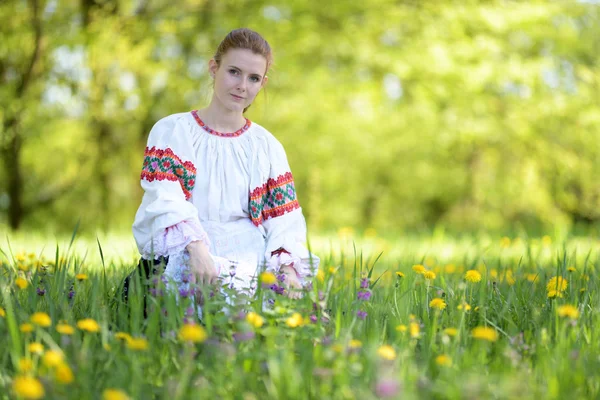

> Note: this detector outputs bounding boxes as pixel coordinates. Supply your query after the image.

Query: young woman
[129,28,319,307]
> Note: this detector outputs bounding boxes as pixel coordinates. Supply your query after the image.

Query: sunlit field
[1,231,599,399]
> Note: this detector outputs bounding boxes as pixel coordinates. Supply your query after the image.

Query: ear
[208,59,218,78]
[261,75,269,88]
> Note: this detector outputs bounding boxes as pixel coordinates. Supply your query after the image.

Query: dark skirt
[121,256,169,317]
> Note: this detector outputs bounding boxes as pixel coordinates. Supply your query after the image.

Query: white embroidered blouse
[132,111,319,285]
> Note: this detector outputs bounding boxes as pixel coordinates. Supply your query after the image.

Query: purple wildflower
[181,273,191,284]
[267,298,275,306]
[360,277,369,289]
[36,287,46,296]
[374,379,401,398]
[185,306,196,317]
[318,291,325,301]
[304,281,313,291]
[357,310,368,320]
[233,331,256,342]
[309,315,318,324]
[357,290,372,301]
[277,273,286,283]
[68,290,75,299]
[229,269,236,277]
[179,288,191,298]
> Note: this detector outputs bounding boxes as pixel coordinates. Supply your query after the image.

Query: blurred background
[1,0,599,238]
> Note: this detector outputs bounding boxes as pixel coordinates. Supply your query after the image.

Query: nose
[237,77,247,92]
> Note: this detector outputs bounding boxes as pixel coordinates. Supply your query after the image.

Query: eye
[250,76,261,83]
[228,69,239,75]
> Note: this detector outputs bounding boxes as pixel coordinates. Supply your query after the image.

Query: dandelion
[19,359,33,372]
[395,324,407,333]
[126,337,149,351]
[20,323,34,333]
[465,270,482,283]
[377,345,396,360]
[557,305,579,319]
[547,290,564,299]
[12,376,45,399]
[76,273,88,281]
[412,264,426,274]
[435,354,452,367]
[115,332,132,342]
[0,307,5,317]
[471,326,498,342]
[423,270,436,280]
[77,318,100,333]
[328,266,338,274]
[348,339,362,349]
[547,276,568,293]
[567,266,576,273]
[429,298,446,310]
[260,272,277,285]
[56,323,74,335]
[103,389,131,400]
[457,302,471,311]
[542,235,552,246]
[410,322,420,338]
[316,269,325,282]
[28,343,44,354]
[42,351,64,368]
[55,362,74,384]
[443,328,458,337]
[246,312,265,328]
[444,264,457,274]
[178,324,207,343]
[16,277,28,289]
[286,313,304,328]
[526,273,539,282]
[30,312,52,327]
[500,237,511,248]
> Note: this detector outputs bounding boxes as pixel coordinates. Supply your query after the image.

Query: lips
[231,94,245,100]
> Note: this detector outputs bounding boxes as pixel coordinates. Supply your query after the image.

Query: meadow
[1,231,598,400]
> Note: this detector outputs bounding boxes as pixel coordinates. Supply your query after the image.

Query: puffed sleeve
[132,114,210,260]
[250,135,320,278]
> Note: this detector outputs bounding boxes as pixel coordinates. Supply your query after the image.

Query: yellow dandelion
[178,324,207,343]
[260,272,277,285]
[471,326,499,342]
[395,271,405,278]
[348,339,362,349]
[435,354,452,367]
[56,323,74,335]
[444,264,457,274]
[55,362,74,384]
[500,237,511,248]
[557,305,579,319]
[395,324,407,333]
[364,228,377,238]
[28,343,44,354]
[246,312,265,328]
[504,270,516,285]
[16,253,27,262]
[377,345,396,360]
[526,273,539,282]
[12,376,45,399]
[103,343,111,352]
[103,389,131,400]
[30,312,52,327]
[547,276,568,293]
[75,273,88,281]
[423,270,436,280]
[126,337,148,351]
[0,307,5,318]
[547,290,564,299]
[457,302,471,311]
[412,264,426,274]
[580,288,586,293]
[490,269,498,279]
[42,350,64,368]
[115,332,132,342]
[542,235,552,246]
[286,313,304,328]
[77,318,100,333]
[465,270,482,283]
[16,277,28,289]
[567,267,576,273]
[316,269,325,282]
[19,358,34,372]
[20,323,34,333]
[18,263,30,272]
[429,298,446,310]
[410,322,420,338]
[328,266,338,274]
[443,328,458,337]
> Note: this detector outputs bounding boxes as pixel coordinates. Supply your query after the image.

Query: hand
[186,241,217,304]
[279,265,302,299]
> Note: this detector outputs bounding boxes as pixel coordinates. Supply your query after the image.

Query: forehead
[221,48,268,75]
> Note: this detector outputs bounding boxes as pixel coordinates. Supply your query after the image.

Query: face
[209,48,269,113]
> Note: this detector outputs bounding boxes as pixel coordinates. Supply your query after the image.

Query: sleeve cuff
[141,219,210,259]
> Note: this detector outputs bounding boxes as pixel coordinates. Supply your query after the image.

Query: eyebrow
[227,65,263,77]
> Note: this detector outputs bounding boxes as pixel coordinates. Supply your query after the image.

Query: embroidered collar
[191,110,251,137]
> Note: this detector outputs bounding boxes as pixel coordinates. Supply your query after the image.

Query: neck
[198,98,246,132]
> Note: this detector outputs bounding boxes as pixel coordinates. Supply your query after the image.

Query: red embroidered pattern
[249,172,300,226]
[191,110,251,138]
[141,146,196,200]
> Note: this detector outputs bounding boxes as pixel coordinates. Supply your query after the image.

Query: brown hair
[213,28,273,113]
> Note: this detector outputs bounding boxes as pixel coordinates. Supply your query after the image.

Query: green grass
[0,232,598,399]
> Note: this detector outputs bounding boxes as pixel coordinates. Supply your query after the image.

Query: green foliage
[1,0,600,234]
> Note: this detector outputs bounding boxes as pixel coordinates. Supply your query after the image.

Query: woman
[128,28,318,308]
